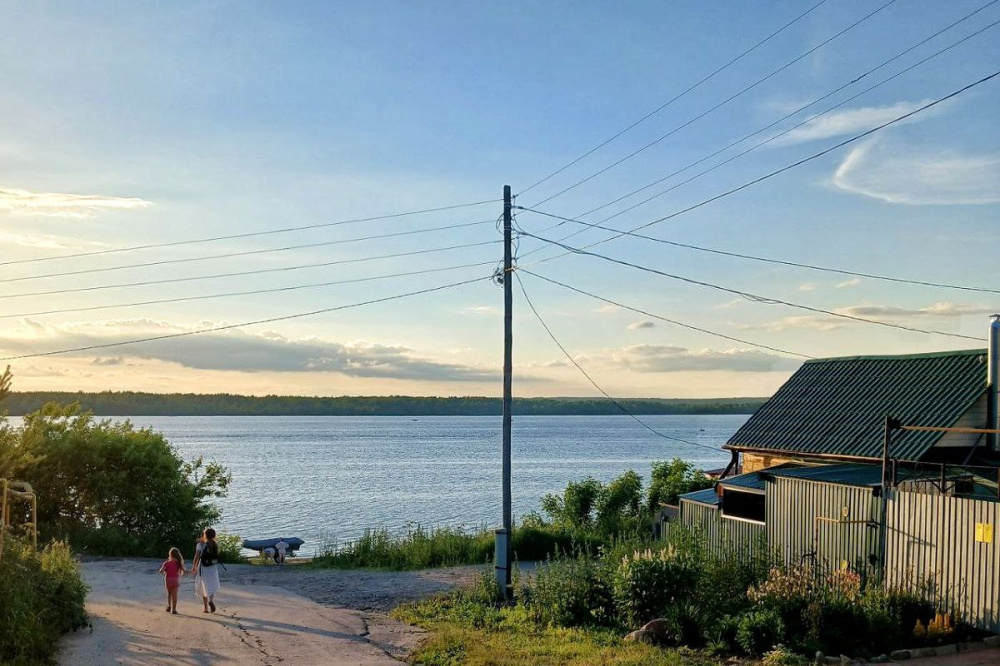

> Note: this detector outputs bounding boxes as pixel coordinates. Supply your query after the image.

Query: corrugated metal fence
[676,500,766,558]
[885,491,999,633]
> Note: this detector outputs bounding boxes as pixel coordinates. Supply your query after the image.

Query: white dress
[194,541,221,598]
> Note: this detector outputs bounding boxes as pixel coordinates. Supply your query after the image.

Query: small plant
[915,612,954,641]
[215,532,246,564]
[737,607,785,656]
[525,548,614,628]
[762,644,808,666]
[613,546,698,628]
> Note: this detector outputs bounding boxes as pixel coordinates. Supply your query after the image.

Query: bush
[525,549,614,628]
[613,546,699,628]
[647,459,713,510]
[216,533,246,564]
[736,607,785,656]
[1,402,230,557]
[762,644,808,666]
[0,537,88,665]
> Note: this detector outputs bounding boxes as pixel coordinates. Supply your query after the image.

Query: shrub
[215,533,246,564]
[737,607,785,656]
[612,546,698,628]
[1,402,230,557]
[0,538,88,665]
[541,477,603,529]
[525,549,614,628]
[762,644,808,666]
[647,458,713,510]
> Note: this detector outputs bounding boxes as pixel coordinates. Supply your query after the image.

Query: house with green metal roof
[671,322,1000,632]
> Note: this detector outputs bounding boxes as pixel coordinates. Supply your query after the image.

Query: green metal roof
[680,487,721,506]
[726,349,988,461]
[760,463,886,487]
[719,470,768,492]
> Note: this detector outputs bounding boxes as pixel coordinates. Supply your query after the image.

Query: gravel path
[58,558,513,665]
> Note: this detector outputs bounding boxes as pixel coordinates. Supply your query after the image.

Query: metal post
[500,185,513,597]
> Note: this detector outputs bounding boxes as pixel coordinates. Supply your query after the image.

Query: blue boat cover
[242,537,305,551]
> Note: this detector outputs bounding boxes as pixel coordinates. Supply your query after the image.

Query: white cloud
[742,302,995,332]
[836,278,862,289]
[775,100,933,145]
[627,320,655,331]
[713,298,745,310]
[798,283,818,292]
[592,304,619,315]
[832,140,1000,205]
[0,319,496,382]
[0,230,112,251]
[0,187,152,219]
[461,305,500,316]
[608,344,800,373]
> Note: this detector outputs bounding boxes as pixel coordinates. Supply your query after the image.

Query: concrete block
[983,635,1000,648]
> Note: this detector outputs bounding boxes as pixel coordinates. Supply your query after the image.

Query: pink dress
[163,560,182,589]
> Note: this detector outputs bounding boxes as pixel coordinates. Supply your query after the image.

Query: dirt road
[58,559,489,665]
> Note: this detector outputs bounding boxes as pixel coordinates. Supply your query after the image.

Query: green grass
[310,524,603,570]
[393,581,728,666]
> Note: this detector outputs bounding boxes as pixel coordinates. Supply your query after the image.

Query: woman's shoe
[209,601,216,613]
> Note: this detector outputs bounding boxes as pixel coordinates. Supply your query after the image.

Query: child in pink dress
[158,547,186,614]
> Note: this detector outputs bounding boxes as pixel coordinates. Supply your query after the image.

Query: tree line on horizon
[3,392,766,416]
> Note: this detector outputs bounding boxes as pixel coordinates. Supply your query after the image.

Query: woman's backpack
[200,540,219,567]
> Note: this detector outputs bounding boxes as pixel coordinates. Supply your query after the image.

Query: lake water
[36,414,747,555]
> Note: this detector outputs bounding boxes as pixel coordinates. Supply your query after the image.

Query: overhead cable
[517,208,1000,296]
[1,219,494,284]
[518,70,1000,267]
[517,0,832,196]
[529,0,900,206]
[0,261,497,320]
[514,272,722,453]
[517,233,982,342]
[572,7,1000,223]
[0,198,500,267]
[518,269,814,359]
[0,276,491,362]
[0,240,500,301]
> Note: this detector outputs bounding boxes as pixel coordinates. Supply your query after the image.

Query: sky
[0,0,998,398]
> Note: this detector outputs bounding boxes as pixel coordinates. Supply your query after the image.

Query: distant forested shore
[3,392,765,416]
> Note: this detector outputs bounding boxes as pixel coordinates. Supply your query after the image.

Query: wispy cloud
[461,305,500,316]
[741,302,995,332]
[798,283,818,292]
[836,278,862,289]
[0,229,113,251]
[592,304,619,315]
[607,344,800,373]
[0,319,497,382]
[0,187,152,219]
[627,320,655,331]
[832,140,1000,205]
[774,100,933,146]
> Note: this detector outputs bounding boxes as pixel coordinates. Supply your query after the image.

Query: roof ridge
[803,348,986,364]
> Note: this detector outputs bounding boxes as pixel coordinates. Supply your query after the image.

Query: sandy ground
[57,559,494,665]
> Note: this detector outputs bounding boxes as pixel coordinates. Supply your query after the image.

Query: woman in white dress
[191,527,222,613]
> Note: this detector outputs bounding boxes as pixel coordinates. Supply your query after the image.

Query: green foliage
[736,608,785,656]
[215,532,246,564]
[0,538,88,665]
[647,459,713,510]
[612,547,699,628]
[0,402,230,557]
[526,548,614,628]
[313,525,495,570]
[542,477,604,529]
[762,645,808,666]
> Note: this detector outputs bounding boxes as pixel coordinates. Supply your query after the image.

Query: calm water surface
[75,415,747,555]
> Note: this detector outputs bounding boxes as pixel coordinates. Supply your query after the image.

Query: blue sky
[0,0,998,397]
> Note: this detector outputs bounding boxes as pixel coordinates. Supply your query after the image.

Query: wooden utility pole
[500,184,513,596]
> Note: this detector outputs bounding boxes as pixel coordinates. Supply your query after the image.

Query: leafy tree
[3,401,230,556]
[595,470,644,534]
[647,458,713,510]
[541,477,604,529]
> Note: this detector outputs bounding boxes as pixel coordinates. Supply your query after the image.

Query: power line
[0,275,491,362]
[517,208,1000,296]
[0,261,497,320]
[529,0,900,206]
[0,198,500,267]
[513,272,722,453]
[568,6,1000,224]
[517,0,832,197]
[518,70,1000,267]
[0,240,501,301]
[518,268,814,359]
[517,232,982,342]
[1,219,494,285]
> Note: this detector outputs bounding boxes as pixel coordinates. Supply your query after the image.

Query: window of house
[721,489,765,523]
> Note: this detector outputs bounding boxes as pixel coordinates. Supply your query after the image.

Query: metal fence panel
[885,491,1000,633]
[678,500,765,558]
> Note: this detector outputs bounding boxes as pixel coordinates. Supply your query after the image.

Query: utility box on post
[494,528,509,592]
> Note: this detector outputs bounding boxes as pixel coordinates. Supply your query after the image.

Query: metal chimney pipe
[989,314,1000,451]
